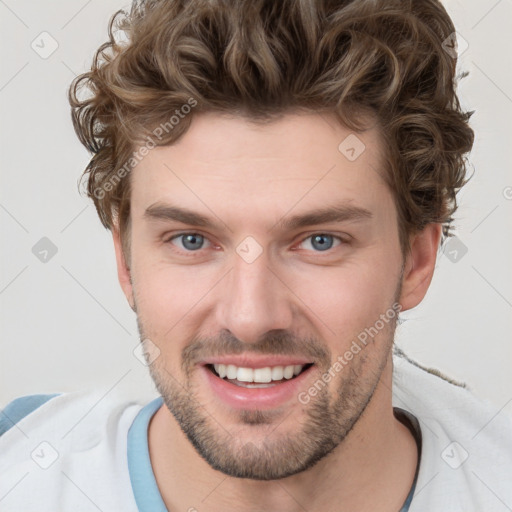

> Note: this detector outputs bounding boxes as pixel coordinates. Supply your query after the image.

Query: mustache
[182,329,331,371]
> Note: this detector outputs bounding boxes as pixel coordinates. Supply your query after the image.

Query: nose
[215,250,294,344]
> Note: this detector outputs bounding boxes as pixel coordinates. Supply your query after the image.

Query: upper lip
[199,355,313,369]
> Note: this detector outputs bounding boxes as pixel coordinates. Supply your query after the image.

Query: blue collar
[127,396,167,512]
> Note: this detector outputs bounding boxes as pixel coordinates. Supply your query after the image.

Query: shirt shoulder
[0,393,61,437]
[392,347,512,512]
[0,388,151,512]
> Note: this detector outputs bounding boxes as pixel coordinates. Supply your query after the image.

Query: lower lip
[200,365,314,410]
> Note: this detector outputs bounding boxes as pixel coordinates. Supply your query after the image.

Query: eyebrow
[143,202,373,231]
[273,204,373,231]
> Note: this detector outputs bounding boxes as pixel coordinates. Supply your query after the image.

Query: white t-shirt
[0,349,511,511]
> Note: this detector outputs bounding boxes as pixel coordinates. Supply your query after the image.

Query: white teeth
[271,366,284,380]
[283,365,294,379]
[216,364,227,378]
[226,364,238,379]
[236,367,253,382]
[213,363,307,383]
[253,367,272,383]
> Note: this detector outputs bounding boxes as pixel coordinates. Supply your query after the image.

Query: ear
[112,228,135,311]
[399,223,442,312]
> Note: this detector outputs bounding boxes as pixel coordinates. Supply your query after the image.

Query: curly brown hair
[69,0,474,259]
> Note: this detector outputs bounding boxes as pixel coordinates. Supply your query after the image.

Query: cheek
[291,257,400,350]
[131,257,218,338]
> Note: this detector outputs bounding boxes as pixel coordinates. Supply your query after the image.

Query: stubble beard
[137,312,398,480]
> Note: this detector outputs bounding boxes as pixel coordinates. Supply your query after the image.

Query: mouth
[206,362,314,388]
[199,358,316,410]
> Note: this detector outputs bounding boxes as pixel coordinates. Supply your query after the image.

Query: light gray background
[1,0,511,419]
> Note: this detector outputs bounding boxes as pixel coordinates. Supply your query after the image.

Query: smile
[207,363,313,387]
[200,359,316,409]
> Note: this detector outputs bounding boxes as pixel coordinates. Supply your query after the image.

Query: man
[1,0,511,511]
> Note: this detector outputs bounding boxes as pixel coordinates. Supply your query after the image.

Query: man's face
[124,112,405,479]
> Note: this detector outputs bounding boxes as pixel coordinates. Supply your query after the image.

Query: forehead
[130,112,390,226]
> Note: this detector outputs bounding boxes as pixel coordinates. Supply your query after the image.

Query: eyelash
[164,232,348,256]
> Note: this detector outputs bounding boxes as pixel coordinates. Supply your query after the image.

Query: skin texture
[113,112,440,511]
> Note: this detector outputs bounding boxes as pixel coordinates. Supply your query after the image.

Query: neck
[148,354,418,512]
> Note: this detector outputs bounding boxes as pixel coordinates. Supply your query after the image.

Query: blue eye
[170,233,208,251]
[299,234,341,252]
[167,232,344,255]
